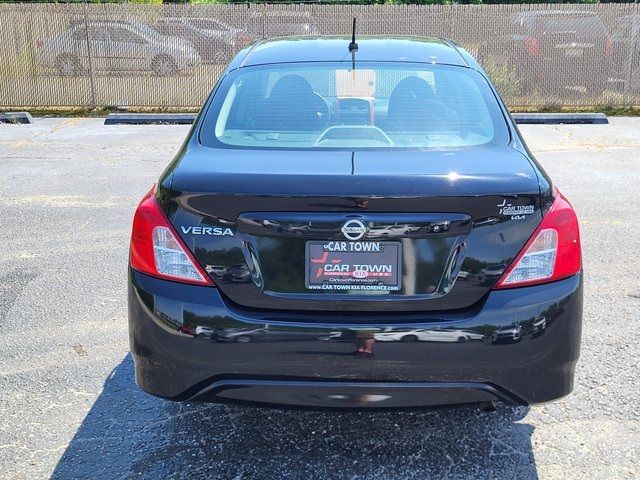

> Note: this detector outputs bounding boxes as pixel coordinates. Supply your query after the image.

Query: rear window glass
[514,14,607,37]
[190,19,226,30]
[537,17,607,37]
[200,62,509,150]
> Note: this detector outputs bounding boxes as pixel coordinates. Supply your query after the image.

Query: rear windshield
[537,17,607,37]
[200,62,509,150]
[515,14,608,37]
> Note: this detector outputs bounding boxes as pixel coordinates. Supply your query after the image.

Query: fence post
[82,1,97,109]
[623,17,638,97]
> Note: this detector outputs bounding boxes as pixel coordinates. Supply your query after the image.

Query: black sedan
[128,36,582,410]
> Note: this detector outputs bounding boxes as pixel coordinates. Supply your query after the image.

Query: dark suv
[481,11,613,95]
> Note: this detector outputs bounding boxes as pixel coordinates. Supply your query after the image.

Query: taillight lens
[494,189,581,289]
[605,35,614,56]
[235,35,253,46]
[524,36,540,56]
[130,187,213,286]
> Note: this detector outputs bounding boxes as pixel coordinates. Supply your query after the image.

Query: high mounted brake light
[129,187,213,286]
[494,189,581,289]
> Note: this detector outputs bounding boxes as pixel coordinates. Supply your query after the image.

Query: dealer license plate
[305,241,402,292]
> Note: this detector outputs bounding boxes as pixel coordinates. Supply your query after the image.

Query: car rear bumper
[128,268,582,409]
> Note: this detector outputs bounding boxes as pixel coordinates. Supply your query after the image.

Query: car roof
[249,11,313,18]
[70,20,141,27]
[75,21,150,31]
[159,17,230,23]
[515,10,599,18]
[232,36,470,69]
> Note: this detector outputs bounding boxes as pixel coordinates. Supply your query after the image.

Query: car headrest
[259,74,327,131]
[387,76,438,130]
[269,74,314,99]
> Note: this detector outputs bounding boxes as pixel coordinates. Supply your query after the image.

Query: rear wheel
[152,55,177,76]
[401,335,418,343]
[235,335,252,343]
[456,336,467,343]
[56,54,80,76]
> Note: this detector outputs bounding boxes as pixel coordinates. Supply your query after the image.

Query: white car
[205,264,227,278]
[375,329,483,343]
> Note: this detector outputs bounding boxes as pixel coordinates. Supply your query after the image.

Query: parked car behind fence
[37,20,201,76]
[246,11,317,39]
[4,3,638,108]
[154,16,252,64]
[479,10,613,95]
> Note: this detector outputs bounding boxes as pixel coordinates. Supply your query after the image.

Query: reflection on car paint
[151,288,561,355]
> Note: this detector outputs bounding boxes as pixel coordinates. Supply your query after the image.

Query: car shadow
[51,355,538,479]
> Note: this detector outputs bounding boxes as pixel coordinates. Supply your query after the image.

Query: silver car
[37,21,200,76]
[155,17,251,64]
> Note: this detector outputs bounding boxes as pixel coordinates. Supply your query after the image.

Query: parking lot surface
[0,117,639,480]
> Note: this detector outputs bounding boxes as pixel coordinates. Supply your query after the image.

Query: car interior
[214,64,500,149]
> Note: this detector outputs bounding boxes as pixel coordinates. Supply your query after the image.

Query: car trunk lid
[166,146,542,313]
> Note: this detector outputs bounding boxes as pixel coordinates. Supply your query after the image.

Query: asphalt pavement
[0,117,639,479]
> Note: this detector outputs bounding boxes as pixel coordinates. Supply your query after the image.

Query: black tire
[151,55,178,76]
[400,335,419,343]
[235,335,251,343]
[197,333,206,339]
[456,336,467,343]
[56,54,81,76]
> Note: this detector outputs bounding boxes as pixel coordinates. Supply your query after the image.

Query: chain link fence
[1,3,639,109]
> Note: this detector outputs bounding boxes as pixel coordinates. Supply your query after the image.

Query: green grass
[483,58,524,99]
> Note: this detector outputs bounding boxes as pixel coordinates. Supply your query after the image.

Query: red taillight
[524,36,540,56]
[494,189,581,289]
[130,187,213,286]
[234,35,253,46]
[605,35,614,56]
